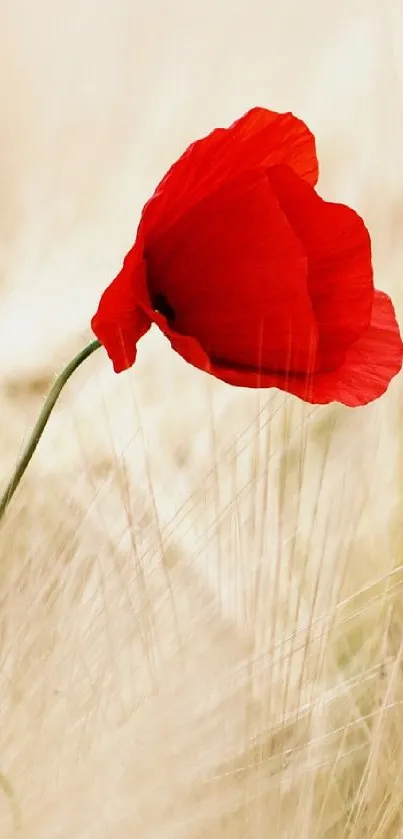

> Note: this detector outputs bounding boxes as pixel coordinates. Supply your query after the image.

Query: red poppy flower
[91,107,403,406]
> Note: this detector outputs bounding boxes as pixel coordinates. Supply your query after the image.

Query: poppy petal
[229,107,319,185]
[205,290,403,406]
[140,107,318,243]
[151,309,212,371]
[268,165,374,370]
[91,242,151,373]
[145,167,320,376]
[321,290,403,406]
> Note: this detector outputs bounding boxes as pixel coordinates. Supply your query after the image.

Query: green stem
[0,339,101,525]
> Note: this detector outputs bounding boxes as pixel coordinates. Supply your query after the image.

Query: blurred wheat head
[1,1,403,837]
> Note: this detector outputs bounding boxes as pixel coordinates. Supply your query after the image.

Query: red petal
[320,290,403,406]
[91,241,151,372]
[268,165,374,370]
[146,167,320,375]
[205,291,403,406]
[229,108,318,184]
[152,310,212,371]
[140,107,318,243]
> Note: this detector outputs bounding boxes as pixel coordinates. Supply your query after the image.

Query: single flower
[91,107,403,406]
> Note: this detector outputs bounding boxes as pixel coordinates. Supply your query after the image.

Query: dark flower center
[153,292,176,323]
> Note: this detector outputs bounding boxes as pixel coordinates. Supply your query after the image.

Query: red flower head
[91,107,403,406]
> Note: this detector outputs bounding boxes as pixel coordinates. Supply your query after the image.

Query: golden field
[1,1,403,836]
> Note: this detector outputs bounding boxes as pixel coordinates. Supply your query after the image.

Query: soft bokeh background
[1,1,403,836]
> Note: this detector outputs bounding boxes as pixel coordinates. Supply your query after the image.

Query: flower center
[153,292,176,323]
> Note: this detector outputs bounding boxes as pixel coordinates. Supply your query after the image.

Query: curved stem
[0,339,101,525]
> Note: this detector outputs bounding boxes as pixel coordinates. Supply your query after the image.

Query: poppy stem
[0,338,101,525]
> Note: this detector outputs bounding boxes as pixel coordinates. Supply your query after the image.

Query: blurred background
[1,1,403,836]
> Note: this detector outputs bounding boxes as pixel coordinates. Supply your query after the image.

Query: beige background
[1,1,403,836]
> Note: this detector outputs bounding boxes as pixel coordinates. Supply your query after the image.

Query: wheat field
[1,1,403,836]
